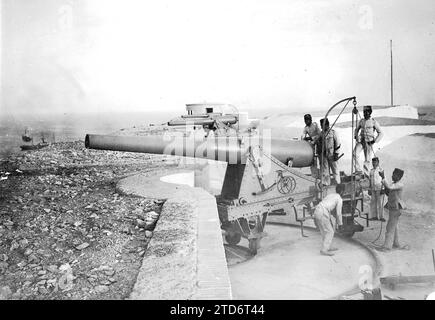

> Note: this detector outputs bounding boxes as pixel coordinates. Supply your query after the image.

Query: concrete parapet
[124,168,232,300]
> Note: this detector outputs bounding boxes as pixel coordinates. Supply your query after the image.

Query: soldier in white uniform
[353,105,383,174]
[314,184,345,256]
[376,168,409,252]
[319,118,341,185]
[368,157,385,221]
[301,114,321,178]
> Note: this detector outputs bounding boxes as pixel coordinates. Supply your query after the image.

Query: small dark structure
[20,130,49,151]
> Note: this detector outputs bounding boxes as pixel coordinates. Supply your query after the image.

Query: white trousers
[353,142,374,173]
[314,206,334,252]
[370,190,384,219]
[321,157,339,185]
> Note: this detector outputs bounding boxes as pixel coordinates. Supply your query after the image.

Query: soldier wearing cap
[301,114,321,143]
[353,106,383,173]
[301,114,321,178]
[376,168,409,251]
[319,117,341,185]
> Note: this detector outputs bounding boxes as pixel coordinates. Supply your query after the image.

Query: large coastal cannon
[85,96,367,254]
[85,133,319,254]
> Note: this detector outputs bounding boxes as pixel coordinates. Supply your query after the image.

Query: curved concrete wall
[118,168,232,300]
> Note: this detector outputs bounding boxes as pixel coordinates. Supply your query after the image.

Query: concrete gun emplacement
[85,98,367,254]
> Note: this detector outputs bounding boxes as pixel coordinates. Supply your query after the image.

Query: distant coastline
[0,111,176,158]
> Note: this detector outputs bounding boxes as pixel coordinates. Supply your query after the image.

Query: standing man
[319,118,341,185]
[353,105,383,174]
[301,114,321,178]
[301,114,321,143]
[368,157,385,221]
[376,168,409,252]
[314,184,345,256]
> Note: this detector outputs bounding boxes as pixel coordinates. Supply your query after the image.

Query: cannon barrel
[85,134,314,167]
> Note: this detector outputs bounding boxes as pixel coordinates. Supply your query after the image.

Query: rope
[325,99,351,138]
[370,195,386,244]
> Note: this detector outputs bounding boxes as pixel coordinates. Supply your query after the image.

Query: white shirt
[355,117,383,143]
[317,193,343,225]
[382,178,405,210]
[370,166,383,190]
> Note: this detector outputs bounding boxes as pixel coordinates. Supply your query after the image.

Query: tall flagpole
[390,39,394,108]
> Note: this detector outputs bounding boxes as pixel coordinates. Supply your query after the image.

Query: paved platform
[118,166,379,300]
[228,220,377,300]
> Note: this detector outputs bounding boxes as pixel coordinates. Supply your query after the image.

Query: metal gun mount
[85,97,370,254]
[216,145,318,254]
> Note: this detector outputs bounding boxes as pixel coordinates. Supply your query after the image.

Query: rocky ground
[0,140,177,300]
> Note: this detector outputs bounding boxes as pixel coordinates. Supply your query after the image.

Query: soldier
[368,157,385,221]
[314,184,345,256]
[319,118,341,185]
[376,168,409,252]
[301,114,321,178]
[353,105,383,174]
[301,114,321,143]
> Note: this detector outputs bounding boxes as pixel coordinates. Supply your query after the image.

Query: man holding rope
[353,105,383,174]
[376,168,410,252]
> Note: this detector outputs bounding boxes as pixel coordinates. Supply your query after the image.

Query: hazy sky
[1,0,435,114]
